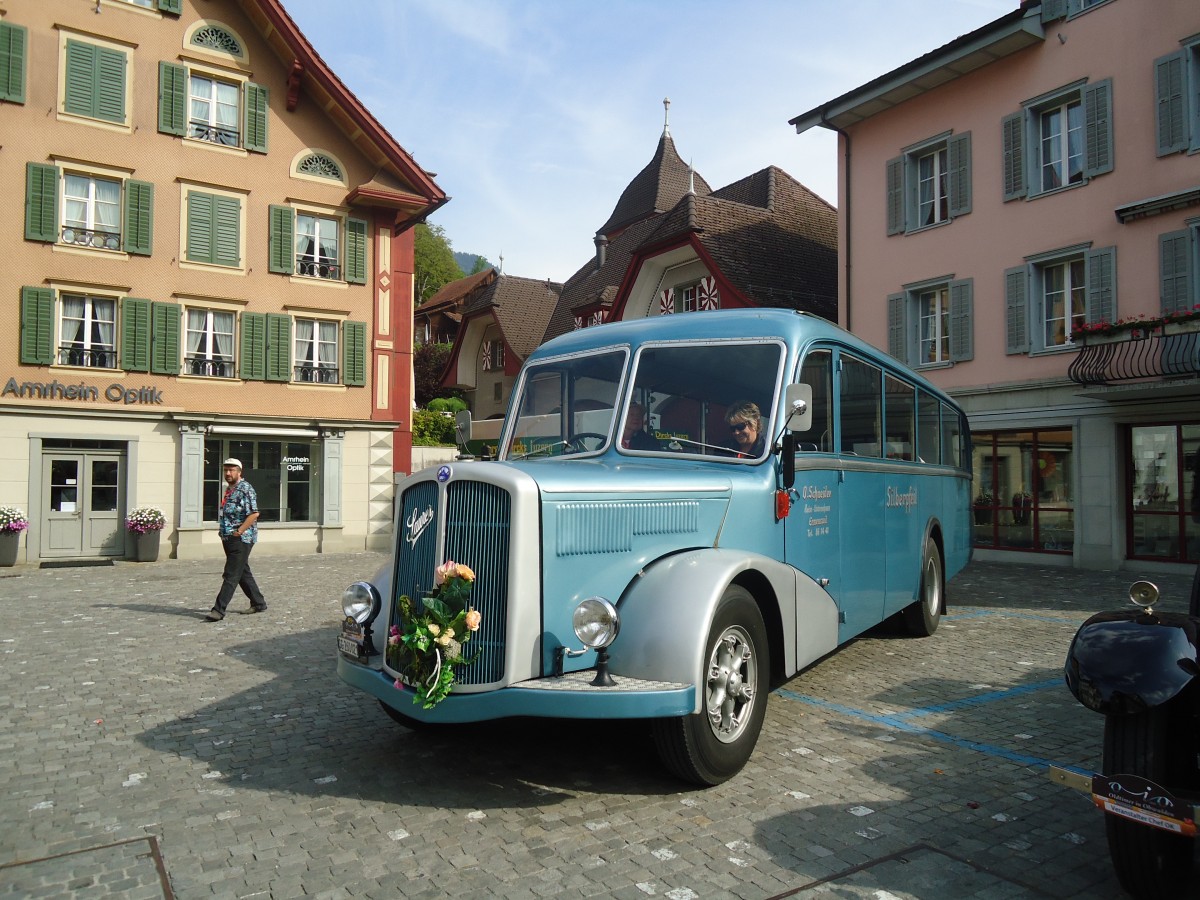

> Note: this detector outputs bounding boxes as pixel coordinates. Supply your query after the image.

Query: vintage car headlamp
[573,597,620,649]
[1129,580,1159,610]
[342,581,381,625]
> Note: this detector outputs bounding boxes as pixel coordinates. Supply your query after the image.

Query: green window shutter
[124,180,154,256]
[885,157,903,235]
[1086,246,1116,325]
[25,162,59,243]
[244,82,268,153]
[1004,265,1028,354]
[186,191,213,263]
[343,320,367,386]
[1160,230,1193,315]
[886,293,906,361]
[239,312,266,381]
[120,297,152,372]
[1155,52,1187,157]
[265,313,291,382]
[150,302,181,375]
[268,205,294,274]
[1083,79,1113,177]
[1001,111,1025,201]
[0,21,28,104]
[947,132,972,218]
[157,61,187,136]
[213,195,241,267]
[63,40,95,118]
[95,46,126,123]
[346,217,368,284]
[949,278,974,362]
[158,0,182,14]
[20,286,55,366]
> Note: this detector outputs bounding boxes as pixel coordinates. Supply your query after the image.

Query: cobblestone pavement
[0,552,1195,899]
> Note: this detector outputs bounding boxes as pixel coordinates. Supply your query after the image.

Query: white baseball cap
[222,457,243,469]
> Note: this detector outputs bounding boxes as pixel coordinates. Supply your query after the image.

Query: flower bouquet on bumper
[387,561,483,709]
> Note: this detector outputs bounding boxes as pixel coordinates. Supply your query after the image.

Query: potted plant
[0,506,29,566]
[973,492,994,525]
[125,506,166,562]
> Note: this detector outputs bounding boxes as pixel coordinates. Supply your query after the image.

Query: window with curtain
[917,146,949,227]
[294,319,339,383]
[62,173,121,249]
[1038,98,1084,192]
[1039,257,1087,348]
[188,73,239,146]
[59,293,116,368]
[295,214,340,279]
[185,309,235,377]
[918,286,951,364]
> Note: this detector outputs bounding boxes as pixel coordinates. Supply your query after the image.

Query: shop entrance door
[41,452,125,558]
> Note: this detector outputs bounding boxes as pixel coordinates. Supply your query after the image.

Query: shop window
[972,429,1074,553]
[1128,424,1200,563]
[203,439,319,523]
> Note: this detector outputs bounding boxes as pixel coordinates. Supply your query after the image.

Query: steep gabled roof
[420,268,496,316]
[240,0,447,221]
[465,275,563,359]
[597,132,712,238]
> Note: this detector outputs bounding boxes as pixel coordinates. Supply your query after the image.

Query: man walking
[206,458,267,621]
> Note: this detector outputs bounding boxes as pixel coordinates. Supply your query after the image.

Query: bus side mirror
[784,383,813,433]
[781,433,796,489]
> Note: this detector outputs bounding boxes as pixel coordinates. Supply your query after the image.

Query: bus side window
[917,390,942,464]
[798,349,833,451]
[840,354,883,457]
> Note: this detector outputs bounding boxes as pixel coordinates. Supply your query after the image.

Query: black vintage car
[1058,567,1200,898]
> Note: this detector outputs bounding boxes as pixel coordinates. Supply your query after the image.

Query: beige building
[0,0,445,564]
[792,0,1200,570]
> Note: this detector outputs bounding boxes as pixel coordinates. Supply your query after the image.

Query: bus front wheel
[902,539,943,637]
[652,585,769,786]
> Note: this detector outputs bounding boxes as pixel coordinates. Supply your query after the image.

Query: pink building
[792,0,1199,570]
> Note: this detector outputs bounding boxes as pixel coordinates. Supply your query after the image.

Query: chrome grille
[444,481,511,685]
[394,481,439,601]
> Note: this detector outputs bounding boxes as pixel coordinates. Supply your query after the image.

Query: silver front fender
[607,548,839,714]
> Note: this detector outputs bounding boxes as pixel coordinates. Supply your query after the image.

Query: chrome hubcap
[705,626,756,743]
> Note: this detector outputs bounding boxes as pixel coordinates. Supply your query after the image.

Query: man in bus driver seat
[621,401,659,451]
[725,401,766,458]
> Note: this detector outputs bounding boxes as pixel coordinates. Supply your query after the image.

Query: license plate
[338,619,367,662]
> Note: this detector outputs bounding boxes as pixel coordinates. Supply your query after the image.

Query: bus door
[833,352,887,640]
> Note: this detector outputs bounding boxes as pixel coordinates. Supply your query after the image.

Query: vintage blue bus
[337,309,972,784]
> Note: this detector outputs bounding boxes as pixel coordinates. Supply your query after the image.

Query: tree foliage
[413,341,460,407]
[467,255,492,276]
[414,223,464,305]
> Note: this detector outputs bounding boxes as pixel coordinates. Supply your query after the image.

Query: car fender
[607,548,839,713]
[1065,609,1200,715]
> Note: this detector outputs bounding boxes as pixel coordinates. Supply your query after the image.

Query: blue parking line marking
[775,680,1089,773]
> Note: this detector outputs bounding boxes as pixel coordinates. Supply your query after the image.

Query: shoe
[205,609,224,622]
[242,605,267,614]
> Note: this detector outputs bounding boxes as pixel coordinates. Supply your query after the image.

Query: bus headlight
[342,581,381,625]
[573,597,620,649]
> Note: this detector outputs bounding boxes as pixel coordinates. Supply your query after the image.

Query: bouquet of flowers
[387,560,483,709]
[0,506,29,533]
[125,506,166,533]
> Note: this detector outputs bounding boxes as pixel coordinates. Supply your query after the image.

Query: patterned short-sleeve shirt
[219,479,259,544]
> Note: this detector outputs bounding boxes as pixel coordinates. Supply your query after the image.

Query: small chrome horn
[1129,580,1159,610]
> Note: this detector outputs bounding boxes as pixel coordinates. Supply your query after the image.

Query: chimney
[594,233,608,270]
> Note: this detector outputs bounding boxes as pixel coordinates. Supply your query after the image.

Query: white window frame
[918,285,951,365]
[184,307,236,377]
[59,166,125,251]
[1036,255,1088,349]
[295,212,342,281]
[916,146,949,228]
[1036,95,1084,193]
[187,71,241,147]
[293,318,340,383]
[58,292,118,369]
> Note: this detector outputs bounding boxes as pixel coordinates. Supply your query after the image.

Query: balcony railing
[1067,323,1200,386]
[296,258,341,280]
[294,364,339,384]
[58,345,116,368]
[186,356,235,378]
[60,226,121,251]
[188,121,240,147]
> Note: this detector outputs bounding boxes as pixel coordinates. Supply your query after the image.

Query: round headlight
[1129,580,1159,609]
[573,597,620,649]
[342,581,381,624]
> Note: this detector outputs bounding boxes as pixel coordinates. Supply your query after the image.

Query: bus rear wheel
[652,585,769,786]
[902,539,943,636]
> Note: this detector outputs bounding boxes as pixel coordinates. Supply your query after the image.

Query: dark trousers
[214,536,266,614]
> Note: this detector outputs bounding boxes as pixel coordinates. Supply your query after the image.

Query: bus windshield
[502,349,626,459]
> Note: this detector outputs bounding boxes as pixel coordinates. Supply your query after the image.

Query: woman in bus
[725,401,766,458]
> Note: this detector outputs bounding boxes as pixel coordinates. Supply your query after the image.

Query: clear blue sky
[284,0,1015,283]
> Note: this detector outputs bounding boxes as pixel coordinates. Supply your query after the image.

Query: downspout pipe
[818,112,851,333]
